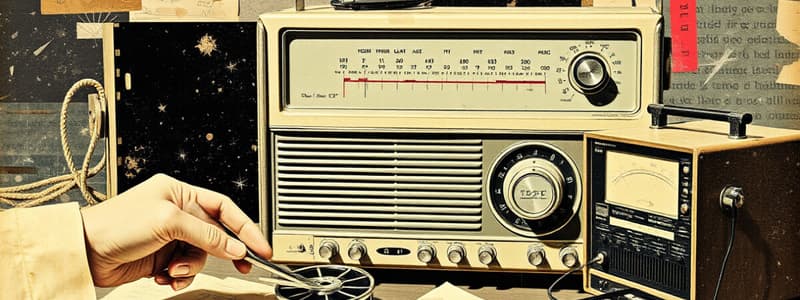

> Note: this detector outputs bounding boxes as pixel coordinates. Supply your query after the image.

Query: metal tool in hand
[221,227,341,293]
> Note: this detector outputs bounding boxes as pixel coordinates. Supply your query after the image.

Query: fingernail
[226,239,246,257]
[174,278,190,291]
[172,264,190,277]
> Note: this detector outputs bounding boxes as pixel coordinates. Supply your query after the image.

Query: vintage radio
[258,4,668,272]
[584,105,800,299]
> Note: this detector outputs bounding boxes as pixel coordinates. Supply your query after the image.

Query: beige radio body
[258,6,664,273]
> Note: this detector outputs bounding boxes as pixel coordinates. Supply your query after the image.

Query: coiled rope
[0,79,108,208]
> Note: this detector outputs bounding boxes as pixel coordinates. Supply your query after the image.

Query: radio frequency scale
[258,5,668,273]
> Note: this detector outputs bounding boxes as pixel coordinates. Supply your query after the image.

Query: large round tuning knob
[506,159,564,221]
[572,53,609,93]
[347,241,367,260]
[478,245,497,265]
[417,244,436,263]
[559,246,579,268]
[318,240,339,260]
[527,245,546,266]
[488,143,581,238]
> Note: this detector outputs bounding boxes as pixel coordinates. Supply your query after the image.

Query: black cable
[713,207,737,300]
[547,253,605,300]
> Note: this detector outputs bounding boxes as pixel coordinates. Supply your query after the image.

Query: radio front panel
[269,131,585,272]
[586,139,692,298]
[258,7,666,274]
[284,30,641,114]
[260,7,664,132]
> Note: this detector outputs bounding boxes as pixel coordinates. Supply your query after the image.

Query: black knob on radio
[570,53,618,106]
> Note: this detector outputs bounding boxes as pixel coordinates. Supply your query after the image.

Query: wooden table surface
[96,256,589,299]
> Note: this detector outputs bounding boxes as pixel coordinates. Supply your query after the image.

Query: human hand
[79,174,272,290]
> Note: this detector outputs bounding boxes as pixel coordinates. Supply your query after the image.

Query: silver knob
[559,246,579,268]
[572,54,609,93]
[504,158,565,221]
[478,245,497,265]
[347,241,367,260]
[417,244,436,263]
[447,244,466,264]
[527,245,546,266]
[318,240,339,260]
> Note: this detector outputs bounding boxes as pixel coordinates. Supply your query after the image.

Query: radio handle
[296,0,305,11]
[647,104,753,139]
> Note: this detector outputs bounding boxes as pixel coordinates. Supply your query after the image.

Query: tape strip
[670,0,698,72]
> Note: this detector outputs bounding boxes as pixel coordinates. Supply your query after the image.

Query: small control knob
[447,244,466,264]
[417,244,436,263]
[572,54,609,93]
[559,246,579,268]
[478,245,497,265]
[527,245,546,266]
[318,240,339,260]
[570,53,618,106]
[347,241,367,260]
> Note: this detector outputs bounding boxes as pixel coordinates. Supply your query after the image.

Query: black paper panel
[112,22,259,220]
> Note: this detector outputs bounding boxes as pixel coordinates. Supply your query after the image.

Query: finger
[167,209,247,260]
[168,245,208,278]
[172,275,195,291]
[160,176,272,260]
[190,186,272,260]
[233,259,252,274]
[154,271,172,285]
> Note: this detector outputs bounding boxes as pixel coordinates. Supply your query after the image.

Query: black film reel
[275,265,375,300]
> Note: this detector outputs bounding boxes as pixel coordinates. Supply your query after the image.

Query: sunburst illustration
[195,33,218,56]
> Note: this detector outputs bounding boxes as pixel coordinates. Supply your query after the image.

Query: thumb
[168,209,247,260]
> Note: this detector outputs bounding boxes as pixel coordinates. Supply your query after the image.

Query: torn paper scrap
[41,0,142,15]
[100,273,274,300]
[417,282,484,300]
[129,0,239,21]
[776,0,800,85]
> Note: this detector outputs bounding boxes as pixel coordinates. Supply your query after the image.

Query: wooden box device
[583,105,800,299]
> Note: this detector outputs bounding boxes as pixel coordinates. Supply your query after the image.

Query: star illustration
[195,34,218,56]
[225,62,238,72]
[232,177,248,190]
[157,103,167,112]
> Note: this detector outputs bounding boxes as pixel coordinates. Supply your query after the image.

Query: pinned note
[776,0,800,85]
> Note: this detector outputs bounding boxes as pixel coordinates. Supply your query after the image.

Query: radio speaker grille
[274,135,483,231]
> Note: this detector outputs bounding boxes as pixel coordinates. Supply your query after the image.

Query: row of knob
[318,240,581,268]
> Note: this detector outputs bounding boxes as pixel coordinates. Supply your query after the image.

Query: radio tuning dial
[417,244,436,264]
[527,245,546,266]
[478,245,497,265]
[507,159,564,220]
[488,143,581,238]
[347,241,367,260]
[573,54,609,92]
[447,244,466,264]
[559,246,579,268]
[318,240,339,260]
[569,53,618,106]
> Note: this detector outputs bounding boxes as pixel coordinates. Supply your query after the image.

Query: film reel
[275,265,375,300]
